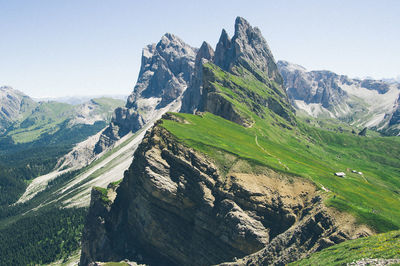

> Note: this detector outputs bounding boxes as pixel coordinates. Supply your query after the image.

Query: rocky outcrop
[80,186,119,265]
[219,203,370,266]
[278,61,348,109]
[389,95,400,127]
[360,79,390,94]
[180,41,214,113]
[94,34,196,153]
[181,16,291,122]
[81,116,371,266]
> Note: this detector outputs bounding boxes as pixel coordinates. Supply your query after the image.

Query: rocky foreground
[81,118,371,265]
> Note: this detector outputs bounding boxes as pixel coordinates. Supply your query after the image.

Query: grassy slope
[161,63,400,233]
[290,230,400,265]
[8,101,75,143]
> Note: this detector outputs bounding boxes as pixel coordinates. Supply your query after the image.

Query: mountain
[277,60,400,135]
[0,91,124,206]
[2,17,400,266]
[0,91,126,265]
[0,34,197,265]
[94,33,196,154]
[79,17,400,266]
[1,96,124,144]
[0,86,37,133]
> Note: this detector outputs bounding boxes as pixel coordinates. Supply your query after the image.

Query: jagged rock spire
[214,29,232,71]
[214,17,282,84]
[180,41,215,113]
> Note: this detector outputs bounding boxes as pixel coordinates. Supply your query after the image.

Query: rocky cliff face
[278,60,400,133]
[94,34,196,154]
[278,61,348,109]
[180,41,214,113]
[389,95,400,127]
[80,116,371,266]
[381,94,400,135]
[0,86,37,133]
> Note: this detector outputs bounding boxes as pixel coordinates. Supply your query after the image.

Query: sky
[0,0,399,98]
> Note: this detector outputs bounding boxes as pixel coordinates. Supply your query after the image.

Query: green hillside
[290,230,400,265]
[161,63,400,233]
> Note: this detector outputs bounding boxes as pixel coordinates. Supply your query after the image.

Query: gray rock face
[180,41,215,113]
[360,79,390,94]
[214,17,282,84]
[389,95,400,127]
[0,86,37,133]
[278,60,400,133]
[94,34,196,153]
[278,61,348,109]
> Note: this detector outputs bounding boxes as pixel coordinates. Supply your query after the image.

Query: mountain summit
[215,17,282,84]
[94,33,196,153]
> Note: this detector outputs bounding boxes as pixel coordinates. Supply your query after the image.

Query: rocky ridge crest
[94,34,196,154]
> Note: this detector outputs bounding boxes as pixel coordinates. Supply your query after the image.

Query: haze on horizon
[0,0,399,98]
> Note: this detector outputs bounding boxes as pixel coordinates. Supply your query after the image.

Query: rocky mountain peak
[197,41,214,63]
[180,41,215,114]
[126,32,196,108]
[277,60,307,73]
[214,17,282,84]
[214,29,232,70]
[94,33,196,154]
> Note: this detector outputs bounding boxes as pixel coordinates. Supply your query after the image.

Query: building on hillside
[334,172,346,177]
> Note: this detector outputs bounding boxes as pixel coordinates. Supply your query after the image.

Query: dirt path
[254,135,290,170]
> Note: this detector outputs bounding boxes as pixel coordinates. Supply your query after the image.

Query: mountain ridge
[278,60,400,135]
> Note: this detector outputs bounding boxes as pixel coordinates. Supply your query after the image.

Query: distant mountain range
[278,61,400,135]
[0,86,125,142]
[34,94,127,105]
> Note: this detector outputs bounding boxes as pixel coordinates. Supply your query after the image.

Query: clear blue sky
[1,0,399,97]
